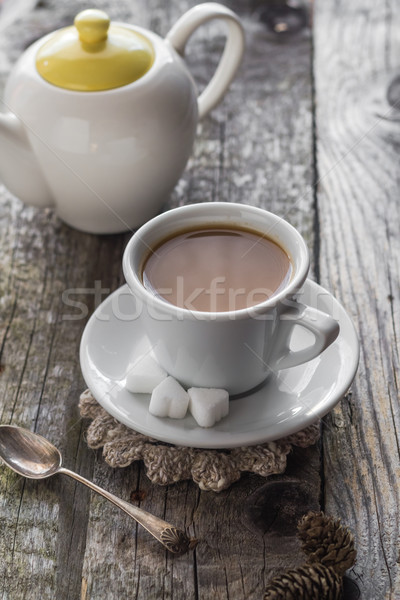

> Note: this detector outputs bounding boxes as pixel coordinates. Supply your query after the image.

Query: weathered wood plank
[314,1,400,597]
[0,1,319,598]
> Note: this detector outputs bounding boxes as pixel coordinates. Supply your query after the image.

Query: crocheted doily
[79,389,320,493]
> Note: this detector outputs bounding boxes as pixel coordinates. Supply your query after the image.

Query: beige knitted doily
[79,389,320,493]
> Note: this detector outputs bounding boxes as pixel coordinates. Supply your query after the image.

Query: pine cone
[297,511,357,576]
[264,563,342,599]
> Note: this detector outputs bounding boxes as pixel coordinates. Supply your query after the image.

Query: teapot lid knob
[74,9,110,45]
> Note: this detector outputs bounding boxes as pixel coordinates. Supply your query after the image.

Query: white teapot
[0,4,244,233]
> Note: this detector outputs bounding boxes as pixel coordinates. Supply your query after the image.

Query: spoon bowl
[0,425,196,554]
[0,426,62,479]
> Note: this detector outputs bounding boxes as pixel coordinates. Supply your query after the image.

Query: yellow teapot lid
[36,9,155,91]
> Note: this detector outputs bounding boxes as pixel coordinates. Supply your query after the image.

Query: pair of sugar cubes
[125,355,229,428]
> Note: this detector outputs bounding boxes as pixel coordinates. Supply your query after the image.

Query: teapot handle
[166,3,245,120]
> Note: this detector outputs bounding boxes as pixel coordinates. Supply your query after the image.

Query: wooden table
[0,1,399,598]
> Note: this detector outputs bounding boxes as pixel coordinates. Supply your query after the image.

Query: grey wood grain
[314,0,400,597]
[0,1,321,599]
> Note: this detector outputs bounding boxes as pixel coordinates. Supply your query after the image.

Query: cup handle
[270,302,340,371]
[166,3,245,120]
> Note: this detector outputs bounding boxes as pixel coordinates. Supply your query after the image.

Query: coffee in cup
[141,225,293,312]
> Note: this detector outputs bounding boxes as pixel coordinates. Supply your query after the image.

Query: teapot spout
[0,112,53,208]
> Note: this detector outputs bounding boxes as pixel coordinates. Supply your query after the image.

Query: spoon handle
[58,467,196,554]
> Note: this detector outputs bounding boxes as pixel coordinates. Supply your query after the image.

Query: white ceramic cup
[123,203,339,395]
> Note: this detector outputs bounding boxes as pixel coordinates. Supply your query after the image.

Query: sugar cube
[149,376,189,419]
[188,387,229,428]
[125,355,167,394]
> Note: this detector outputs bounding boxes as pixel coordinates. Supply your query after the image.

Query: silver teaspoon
[0,425,197,554]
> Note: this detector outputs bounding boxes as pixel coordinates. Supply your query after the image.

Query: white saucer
[80,280,359,449]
